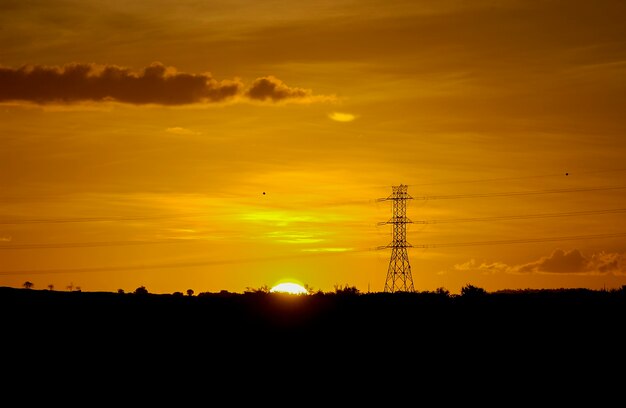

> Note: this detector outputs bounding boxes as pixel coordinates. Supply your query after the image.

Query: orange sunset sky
[1,0,625,294]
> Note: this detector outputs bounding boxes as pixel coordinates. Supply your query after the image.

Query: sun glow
[270,282,309,295]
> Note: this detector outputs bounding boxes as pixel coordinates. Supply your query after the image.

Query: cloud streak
[329,112,356,122]
[0,63,329,106]
[165,127,201,136]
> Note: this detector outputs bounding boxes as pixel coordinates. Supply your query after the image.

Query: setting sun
[270,282,309,295]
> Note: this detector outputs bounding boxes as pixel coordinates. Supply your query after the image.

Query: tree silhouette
[134,286,148,295]
[245,285,270,294]
[117,289,125,294]
[333,284,360,295]
[186,289,194,296]
[47,284,54,291]
[435,287,450,297]
[23,281,33,289]
[461,284,487,297]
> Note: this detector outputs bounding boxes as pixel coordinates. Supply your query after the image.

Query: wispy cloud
[301,247,352,252]
[265,231,324,244]
[453,259,509,274]
[328,112,356,122]
[165,127,201,136]
[240,210,316,226]
[0,63,332,106]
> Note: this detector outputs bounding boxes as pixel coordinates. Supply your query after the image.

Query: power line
[0,239,197,250]
[416,207,626,224]
[3,231,624,277]
[3,182,626,226]
[408,167,626,187]
[0,247,372,276]
[3,206,626,251]
[0,213,207,225]
[412,185,626,200]
[5,200,626,227]
[412,232,626,249]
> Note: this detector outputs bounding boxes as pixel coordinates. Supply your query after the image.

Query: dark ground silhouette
[4,285,624,346]
[2,285,624,396]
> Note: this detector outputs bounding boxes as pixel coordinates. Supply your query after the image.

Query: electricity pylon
[379,184,415,293]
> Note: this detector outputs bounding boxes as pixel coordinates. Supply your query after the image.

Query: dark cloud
[589,251,626,274]
[514,249,626,275]
[0,63,326,105]
[0,62,241,105]
[246,76,313,102]
[516,249,589,274]
[456,249,626,275]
